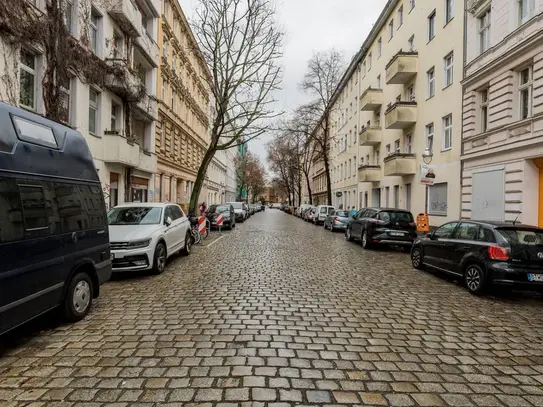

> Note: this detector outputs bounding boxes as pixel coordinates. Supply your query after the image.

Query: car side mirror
[426,232,434,239]
[165,217,172,226]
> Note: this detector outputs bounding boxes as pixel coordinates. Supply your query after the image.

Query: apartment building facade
[327,0,464,225]
[461,0,543,226]
[1,0,160,209]
[154,0,212,207]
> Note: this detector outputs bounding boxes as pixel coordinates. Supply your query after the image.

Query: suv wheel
[181,232,192,255]
[464,264,486,295]
[411,247,424,270]
[345,228,353,241]
[64,272,93,322]
[153,242,167,274]
[361,230,372,249]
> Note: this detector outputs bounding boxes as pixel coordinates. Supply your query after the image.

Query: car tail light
[369,219,386,225]
[409,222,416,227]
[334,216,340,222]
[488,245,509,261]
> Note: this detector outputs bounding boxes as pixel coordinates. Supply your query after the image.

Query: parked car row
[284,201,543,296]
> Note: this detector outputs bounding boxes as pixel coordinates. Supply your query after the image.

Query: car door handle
[97,230,106,235]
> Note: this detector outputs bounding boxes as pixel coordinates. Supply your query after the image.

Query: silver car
[323,210,351,231]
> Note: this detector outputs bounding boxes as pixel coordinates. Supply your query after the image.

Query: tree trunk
[323,116,332,206]
[304,170,313,205]
[297,174,302,206]
[189,145,216,215]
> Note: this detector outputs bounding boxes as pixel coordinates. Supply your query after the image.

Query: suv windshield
[108,207,162,225]
[497,228,543,246]
[378,211,414,223]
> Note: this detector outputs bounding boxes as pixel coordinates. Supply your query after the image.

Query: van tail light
[488,245,509,261]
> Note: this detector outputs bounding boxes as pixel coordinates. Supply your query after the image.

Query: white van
[313,205,335,225]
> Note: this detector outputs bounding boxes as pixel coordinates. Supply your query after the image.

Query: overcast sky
[177,0,387,167]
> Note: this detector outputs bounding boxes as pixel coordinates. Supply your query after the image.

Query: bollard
[198,216,206,236]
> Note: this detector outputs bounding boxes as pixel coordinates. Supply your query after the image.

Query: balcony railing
[383,153,416,176]
[359,87,383,111]
[385,50,418,85]
[358,165,382,183]
[359,126,382,146]
[136,30,159,66]
[107,0,141,37]
[384,101,417,129]
[102,132,156,174]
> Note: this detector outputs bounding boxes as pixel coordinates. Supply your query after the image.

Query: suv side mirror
[165,216,173,226]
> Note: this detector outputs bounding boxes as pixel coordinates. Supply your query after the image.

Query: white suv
[108,203,191,274]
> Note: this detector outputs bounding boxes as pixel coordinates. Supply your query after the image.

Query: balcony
[359,126,382,146]
[385,51,418,84]
[384,101,417,129]
[102,132,156,174]
[107,0,141,37]
[136,31,159,66]
[358,165,382,183]
[135,93,158,122]
[105,60,142,94]
[359,87,383,111]
[384,153,416,176]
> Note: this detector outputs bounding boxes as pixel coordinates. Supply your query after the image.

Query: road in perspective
[1,209,542,407]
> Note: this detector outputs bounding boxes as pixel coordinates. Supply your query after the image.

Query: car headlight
[127,239,152,249]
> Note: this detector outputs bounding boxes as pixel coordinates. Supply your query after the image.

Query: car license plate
[528,273,543,282]
[390,231,404,236]
[110,253,115,260]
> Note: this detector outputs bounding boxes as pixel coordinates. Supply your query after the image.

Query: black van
[0,103,112,335]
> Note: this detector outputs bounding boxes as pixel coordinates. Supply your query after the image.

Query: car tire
[464,264,487,295]
[411,247,424,270]
[345,228,354,242]
[63,272,93,322]
[361,230,372,249]
[181,232,192,256]
[152,242,167,274]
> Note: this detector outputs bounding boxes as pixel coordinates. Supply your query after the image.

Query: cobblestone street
[1,209,543,406]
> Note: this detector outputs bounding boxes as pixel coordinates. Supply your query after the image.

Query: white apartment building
[1,0,160,210]
[461,0,543,226]
[206,151,227,205]
[329,0,464,225]
[223,147,238,203]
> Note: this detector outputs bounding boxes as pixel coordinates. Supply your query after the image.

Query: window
[13,116,57,148]
[425,123,434,151]
[428,182,448,216]
[163,39,169,59]
[385,187,390,207]
[405,183,412,211]
[409,0,415,11]
[452,222,479,240]
[445,0,454,23]
[362,61,366,77]
[65,0,74,34]
[408,35,415,51]
[0,178,24,243]
[442,114,452,150]
[19,185,48,237]
[398,6,404,27]
[374,149,380,165]
[479,89,489,132]
[386,144,391,156]
[428,10,436,41]
[368,53,372,71]
[59,76,71,124]
[394,185,400,208]
[427,67,435,98]
[444,52,454,87]
[479,9,491,54]
[19,50,36,110]
[404,134,412,153]
[111,102,119,131]
[433,221,458,238]
[518,0,535,24]
[394,139,400,154]
[376,74,381,89]
[519,66,533,120]
[90,7,100,54]
[377,38,382,57]
[388,19,394,40]
[366,154,370,165]
[407,84,415,101]
[348,159,352,177]
[89,89,99,135]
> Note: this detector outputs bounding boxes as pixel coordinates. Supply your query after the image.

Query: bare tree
[267,135,300,206]
[300,49,345,205]
[234,150,265,203]
[188,0,283,214]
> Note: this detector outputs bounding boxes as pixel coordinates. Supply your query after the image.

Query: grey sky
[178,0,387,167]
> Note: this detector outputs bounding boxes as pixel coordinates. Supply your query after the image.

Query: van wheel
[181,232,192,255]
[153,242,167,274]
[64,272,93,322]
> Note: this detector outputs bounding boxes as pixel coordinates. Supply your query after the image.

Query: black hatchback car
[411,220,543,294]
[346,208,417,249]
[206,204,236,230]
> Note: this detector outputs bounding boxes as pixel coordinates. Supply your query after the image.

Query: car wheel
[153,242,167,274]
[329,224,334,232]
[411,247,424,270]
[63,272,93,322]
[361,230,372,249]
[345,228,353,242]
[181,232,192,256]
[464,264,487,295]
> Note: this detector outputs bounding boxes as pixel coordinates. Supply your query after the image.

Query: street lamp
[421,147,433,215]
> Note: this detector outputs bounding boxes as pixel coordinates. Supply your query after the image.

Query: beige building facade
[461,0,543,226]
[154,0,212,209]
[328,0,464,225]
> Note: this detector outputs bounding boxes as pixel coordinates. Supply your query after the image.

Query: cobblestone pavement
[1,209,543,407]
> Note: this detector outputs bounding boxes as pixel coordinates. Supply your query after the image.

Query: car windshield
[497,228,543,246]
[230,202,242,209]
[108,207,162,225]
[334,211,349,217]
[215,206,230,214]
[378,211,414,223]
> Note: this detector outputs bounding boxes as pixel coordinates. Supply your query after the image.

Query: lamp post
[422,147,433,215]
